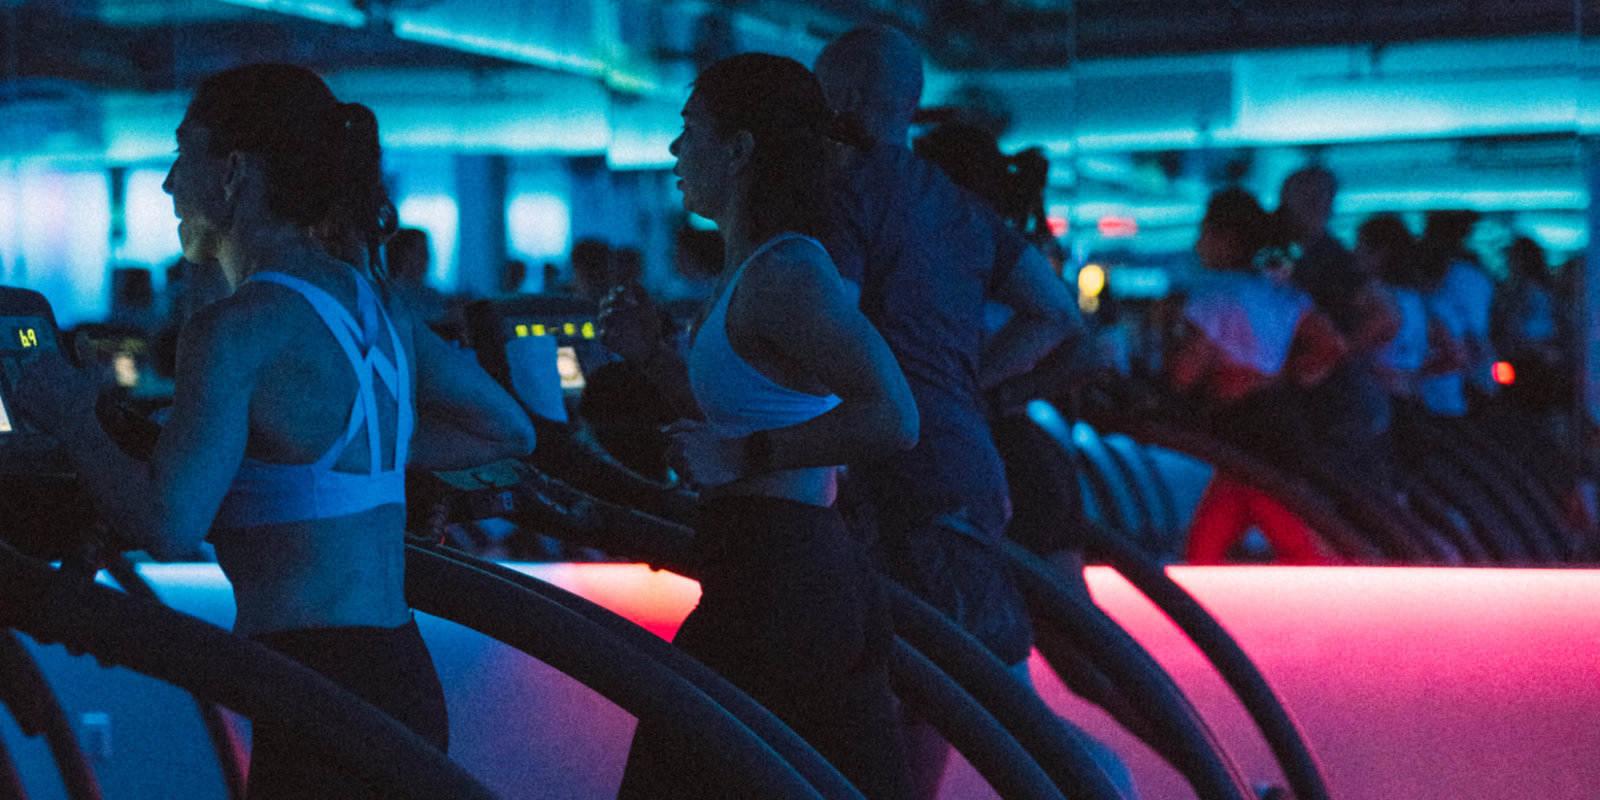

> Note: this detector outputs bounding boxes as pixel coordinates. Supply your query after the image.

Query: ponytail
[188,64,398,262]
[322,101,398,257]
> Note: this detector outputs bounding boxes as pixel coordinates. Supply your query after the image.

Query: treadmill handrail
[405,538,867,800]
[1071,530,1333,800]
[0,542,497,800]
[1005,541,1256,800]
[402,545,834,800]
[0,629,101,800]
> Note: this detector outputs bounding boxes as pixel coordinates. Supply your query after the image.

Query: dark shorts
[247,619,448,800]
[618,495,912,800]
[855,447,1034,666]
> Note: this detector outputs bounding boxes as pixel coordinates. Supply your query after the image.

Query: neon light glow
[120,168,180,269]
[1493,361,1516,385]
[507,193,571,261]
[502,562,701,642]
[0,170,112,327]
[392,21,657,95]
[113,561,1600,800]
[1098,216,1138,238]
[212,0,363,27]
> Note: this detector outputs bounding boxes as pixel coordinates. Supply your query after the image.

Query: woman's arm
[16,302,256,560]
[408,319,537,472]
[716,242,918,477]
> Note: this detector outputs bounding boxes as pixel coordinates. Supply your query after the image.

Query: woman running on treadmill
[601,53,919,800]
[16,63,535,798]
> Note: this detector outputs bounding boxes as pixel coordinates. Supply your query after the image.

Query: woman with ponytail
[17,63,536,798]
[603,53,918,800]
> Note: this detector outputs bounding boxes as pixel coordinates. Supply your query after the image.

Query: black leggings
[617,495,913,800]
[248,619,449,800]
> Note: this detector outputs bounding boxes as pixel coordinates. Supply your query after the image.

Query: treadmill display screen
[511,319,597,342]
[557,346,585,390]
[0,317,52,352]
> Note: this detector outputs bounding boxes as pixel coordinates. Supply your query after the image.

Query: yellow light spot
[515,324,529,337]
[532,324,547,336]
[1077,264,1106,298]
[582,322,595,339]
[564,323,576,336]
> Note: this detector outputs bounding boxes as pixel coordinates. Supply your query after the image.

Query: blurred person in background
[1170,188,1346,564]
[1277,166,1400,493]
[498,258,529,297]
[1414,210,1496,418]
[1492,236,1572,415]
[566,237,613,302]
[385,226,457,340]
[1355,214,1463,405]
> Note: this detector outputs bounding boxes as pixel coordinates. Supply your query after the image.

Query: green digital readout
[0,318,50,353]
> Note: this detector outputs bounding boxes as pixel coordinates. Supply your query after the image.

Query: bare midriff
[210,503,411,637]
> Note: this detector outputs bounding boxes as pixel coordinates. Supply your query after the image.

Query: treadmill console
[0,286,98,559]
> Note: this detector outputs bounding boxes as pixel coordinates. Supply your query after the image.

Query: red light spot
[1493,361,1516,385]
[1047,216,1069,237]
[1098,216,1138,238]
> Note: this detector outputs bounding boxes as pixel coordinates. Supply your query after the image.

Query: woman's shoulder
[746,235,836,283]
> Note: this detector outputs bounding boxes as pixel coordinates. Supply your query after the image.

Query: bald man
[816,22,1073,667]
[815,25,1095,800]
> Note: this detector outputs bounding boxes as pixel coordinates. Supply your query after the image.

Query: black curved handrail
[886,640,1067,800]
[0,544,498,800]
[477,473,1128,800]
[1458,426,1584,561]
[1392,423,1533,563]
[401,545,833,800]
[1099,432,1184,557]
[1004,541,1255,800]
[0,629,100,800]
[1395,475,1495,563]
[1396,411,1569,562]
[1116,413,1472,564]
[405,538,868,800]
[101,556,245,800]
[1090,416,1389,562]
[1077,531,1332,800]
[878,579,1130,800]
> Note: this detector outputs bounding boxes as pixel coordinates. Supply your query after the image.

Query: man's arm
[980,245,1080,390]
